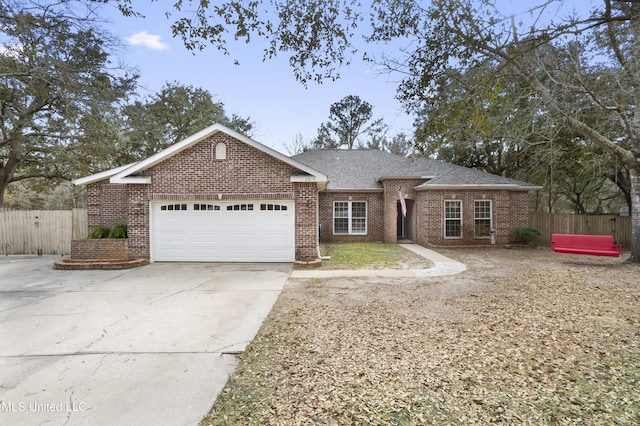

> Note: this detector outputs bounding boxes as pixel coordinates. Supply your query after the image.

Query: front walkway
[290,244,466,278]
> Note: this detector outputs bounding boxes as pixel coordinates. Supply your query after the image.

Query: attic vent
[214,142,227,160]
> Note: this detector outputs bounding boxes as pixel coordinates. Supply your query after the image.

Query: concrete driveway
[0,256,291,426]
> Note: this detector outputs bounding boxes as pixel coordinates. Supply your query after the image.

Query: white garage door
[151,201,295,262]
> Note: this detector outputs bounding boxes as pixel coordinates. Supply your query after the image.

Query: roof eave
[322,188,385,193]
[72,163,138,186]
[111,175,152,184]
[290,174,329,190]
[414,184,542,191]
[378,175,435,181]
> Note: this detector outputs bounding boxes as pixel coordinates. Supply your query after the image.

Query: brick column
[383,182,398,243]
[127,185,150,259]
[294,182,318,261]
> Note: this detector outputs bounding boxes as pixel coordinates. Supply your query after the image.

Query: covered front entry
[397,199,415,241]
[150,200,295,262]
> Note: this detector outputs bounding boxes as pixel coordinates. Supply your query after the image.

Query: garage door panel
[151,201,295,262]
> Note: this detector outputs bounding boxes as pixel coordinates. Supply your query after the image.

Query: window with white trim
[474,200,492,238]
[444,200,462,238]
[333,201,367,235]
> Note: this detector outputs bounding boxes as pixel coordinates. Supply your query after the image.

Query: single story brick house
[74,123,540,262]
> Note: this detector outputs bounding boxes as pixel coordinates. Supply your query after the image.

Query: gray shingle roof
[292,149,540,191]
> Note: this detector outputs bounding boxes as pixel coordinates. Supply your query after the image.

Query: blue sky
[101,3,414,155]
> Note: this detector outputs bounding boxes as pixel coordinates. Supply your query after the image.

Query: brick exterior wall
[318,192,385,243]
[71,239,128,260]
[382,179,424,243]
[317,184,532,247]
[85,132,320,261]
[127,185,150,259]
[509,191,531,231]
[294,182,319,260]
[417,189,531,246]
[87,183,128,229]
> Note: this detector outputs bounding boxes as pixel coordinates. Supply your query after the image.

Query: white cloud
[124,31,169,51]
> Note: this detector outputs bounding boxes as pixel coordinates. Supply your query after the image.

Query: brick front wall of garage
[86,132,319,261]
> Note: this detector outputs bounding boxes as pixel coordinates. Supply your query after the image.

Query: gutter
[414,183,543,191]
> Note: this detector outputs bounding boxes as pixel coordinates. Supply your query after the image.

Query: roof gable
[74,124,327,187]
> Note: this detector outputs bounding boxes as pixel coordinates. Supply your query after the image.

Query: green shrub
[511,226,542,245]
[108,221,128,239]
[88,225,111,239]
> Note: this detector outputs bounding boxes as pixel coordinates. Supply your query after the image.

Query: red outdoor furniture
[551,234,622,257]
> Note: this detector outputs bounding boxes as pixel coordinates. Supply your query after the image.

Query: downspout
[316,179,330,260]
[318,245,330,260]
[317,224,331,261]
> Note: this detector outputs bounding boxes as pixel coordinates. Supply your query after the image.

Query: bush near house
[108,221,128,239]
[511,226,542,245]
[88,225,111,239]
[88,222,127,239]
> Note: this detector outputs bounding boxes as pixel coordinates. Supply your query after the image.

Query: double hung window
[334,201,367,235]
[474,200,492,238]
[444,200,462,238]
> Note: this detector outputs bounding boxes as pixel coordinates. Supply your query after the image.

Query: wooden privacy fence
[529,212,632,249]
[0,209,87,255]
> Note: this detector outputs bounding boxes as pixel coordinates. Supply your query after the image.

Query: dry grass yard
[203,247,640,425]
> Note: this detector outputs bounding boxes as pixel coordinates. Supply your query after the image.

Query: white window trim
[474,199,493,239]
[214,142,227,160]
[444,199,462,239]
[333,201,368,235]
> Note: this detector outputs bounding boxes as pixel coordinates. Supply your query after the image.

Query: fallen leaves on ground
[203,249,640,425]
